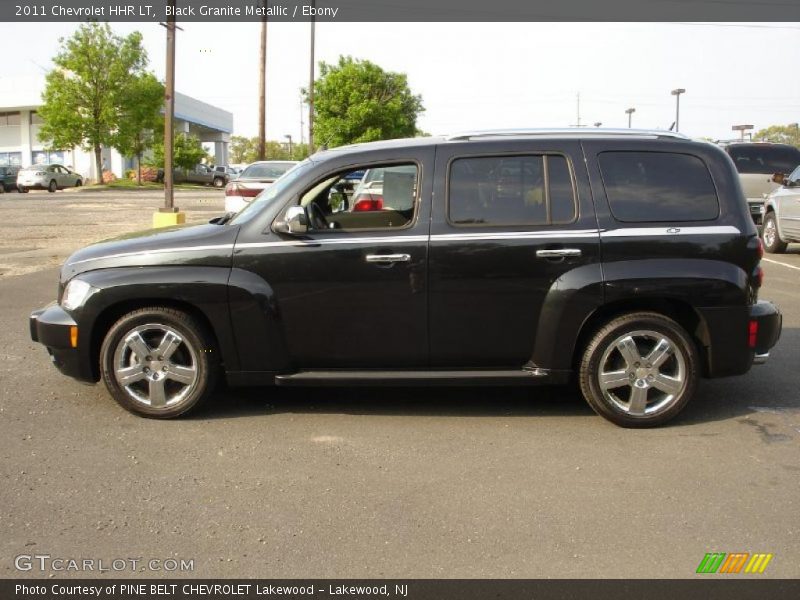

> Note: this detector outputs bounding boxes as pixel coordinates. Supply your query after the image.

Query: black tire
[18,186,28,193]
[48,179,57,193]
[762,212,787,254]
[212,177,225,188]
[75,179,82,187]
[99,307,219,418]
[578,312,699,428]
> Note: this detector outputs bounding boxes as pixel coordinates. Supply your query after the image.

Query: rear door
[428,139,602,367]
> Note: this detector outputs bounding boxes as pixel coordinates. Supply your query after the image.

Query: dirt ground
[0,187,225,277]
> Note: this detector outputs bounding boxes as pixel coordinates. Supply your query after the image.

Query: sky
[1,21,799,143]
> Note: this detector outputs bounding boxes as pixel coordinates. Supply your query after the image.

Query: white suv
[763,164,800,253]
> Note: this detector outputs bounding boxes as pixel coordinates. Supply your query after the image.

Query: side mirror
[771,172,786,185]
[282,206,308,234]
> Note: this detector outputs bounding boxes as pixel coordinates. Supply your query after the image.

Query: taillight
[225,183,260,198]
[748,320,758,349]
[353,196,384,212]
[756,237,764,260]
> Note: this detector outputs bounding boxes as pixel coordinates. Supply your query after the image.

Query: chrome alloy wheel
[763,218,776,248]
[597,329,686,417]
[112,323,199,409]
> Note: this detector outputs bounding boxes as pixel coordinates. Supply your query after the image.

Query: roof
[310,128,693,160]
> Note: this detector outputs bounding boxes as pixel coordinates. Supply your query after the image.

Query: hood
[61,223,240,282]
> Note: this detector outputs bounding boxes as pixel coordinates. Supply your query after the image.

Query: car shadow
[190,327,798,427]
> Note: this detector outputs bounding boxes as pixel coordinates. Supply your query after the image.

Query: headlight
[61,279,95,311]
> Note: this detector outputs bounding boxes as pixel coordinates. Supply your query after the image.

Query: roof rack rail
[444,128,690,141]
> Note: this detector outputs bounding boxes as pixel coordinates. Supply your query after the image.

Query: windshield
[229,160,314,224]
[241,162,296,179]
[728,145,800,174]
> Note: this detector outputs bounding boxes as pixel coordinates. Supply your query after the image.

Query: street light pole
[626,107,636,128]
[671,88,685,132]
[284,134,293,159]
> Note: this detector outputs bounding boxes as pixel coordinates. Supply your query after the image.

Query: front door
[233,150,434,368]
[428,139,602,367]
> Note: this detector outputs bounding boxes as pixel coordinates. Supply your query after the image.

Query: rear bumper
[30,304,96,383]
[750,300,782,362]
[746,199,764,225]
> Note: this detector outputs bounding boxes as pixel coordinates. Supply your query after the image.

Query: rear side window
[727,145,800,175]
[448,154,576,226]
[598,152,719,222]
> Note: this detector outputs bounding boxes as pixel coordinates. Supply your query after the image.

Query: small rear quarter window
[598,151,719,222]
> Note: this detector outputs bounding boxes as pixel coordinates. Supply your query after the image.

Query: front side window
[598,151,719,222]
[448,154,576,226]
[299,163,418,231]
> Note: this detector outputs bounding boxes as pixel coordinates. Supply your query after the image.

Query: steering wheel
[306,202,328,230]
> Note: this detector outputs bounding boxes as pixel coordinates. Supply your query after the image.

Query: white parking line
[762,258,800,272]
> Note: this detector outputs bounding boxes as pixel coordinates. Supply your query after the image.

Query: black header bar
[2,0,800,22]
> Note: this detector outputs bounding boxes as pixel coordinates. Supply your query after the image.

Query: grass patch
[79,180,208,192]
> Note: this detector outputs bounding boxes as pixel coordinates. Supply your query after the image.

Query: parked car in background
[157,164,228,188]
[762,164,800,253]
[721,142,800,225]
[215,165,241,178]
[17,164,83,193]
[29,129,781,427]
[0,165,20,193]
[224,160,298,213]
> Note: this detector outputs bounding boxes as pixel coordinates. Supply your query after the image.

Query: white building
[0,75,233,181]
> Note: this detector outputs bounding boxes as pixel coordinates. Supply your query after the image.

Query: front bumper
[750,300,782,363]
[30,303,96,383]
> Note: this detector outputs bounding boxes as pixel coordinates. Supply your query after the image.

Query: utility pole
[308,1,315,154]
[154,0,184,227]
[671,88,685,132]
[258,3,268,160]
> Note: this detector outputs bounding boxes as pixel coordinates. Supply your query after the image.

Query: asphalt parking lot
[0,189,799,578]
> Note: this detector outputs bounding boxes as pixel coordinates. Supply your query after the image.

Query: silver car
[224,160,298,213]
[762,164,800,253]
[17,163,83,193]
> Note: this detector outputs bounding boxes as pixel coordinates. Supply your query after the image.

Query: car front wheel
[100,307,219,418]
[18,186,28,193]
[762,213,787,254]
[579,312,699,428]
[48,180,57,193]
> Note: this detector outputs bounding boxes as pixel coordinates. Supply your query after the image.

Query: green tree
[754,124,800,147]
[229,136,310,163]
[229,135,259,164]
[304,56,424,148]
[112,73,164,185]
[38,23,152,183]
[152,134,207,171]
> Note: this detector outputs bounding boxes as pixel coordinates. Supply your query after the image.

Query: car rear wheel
[48,180,57,193]
[579,312,699,428]
[100,307,219,418]
[213,177,225,188]
[18,186,28,193]
[75,179,82,187]
[762,213,787,254]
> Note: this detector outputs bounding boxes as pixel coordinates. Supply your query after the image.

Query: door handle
[536,249,582,258]
[365,253,411,264]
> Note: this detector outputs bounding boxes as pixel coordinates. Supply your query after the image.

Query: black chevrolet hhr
[30,129,782,427]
